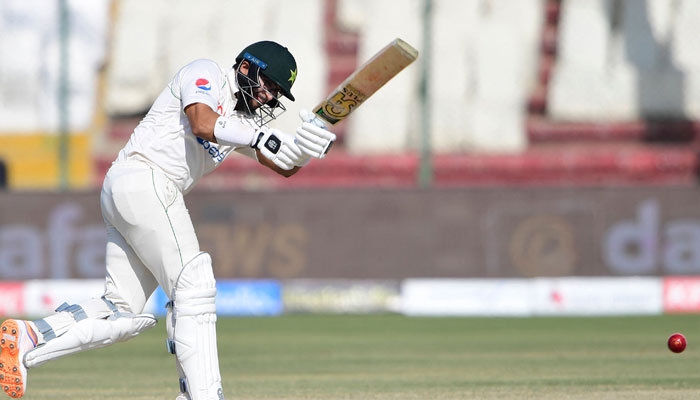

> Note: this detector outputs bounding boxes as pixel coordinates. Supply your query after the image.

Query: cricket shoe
[0,320,37,398]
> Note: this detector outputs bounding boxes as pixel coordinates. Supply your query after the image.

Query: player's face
[249,74,282,109]
[239,61,282,110]
[258,75,282,101]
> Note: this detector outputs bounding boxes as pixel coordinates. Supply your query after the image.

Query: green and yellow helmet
[235,41,297,101]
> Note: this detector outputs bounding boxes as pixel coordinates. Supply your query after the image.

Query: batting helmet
[235,41,297,101]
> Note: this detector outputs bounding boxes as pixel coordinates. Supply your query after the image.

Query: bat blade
[313,38,419,125]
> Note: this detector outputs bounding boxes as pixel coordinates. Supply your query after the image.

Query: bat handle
[299,109,328,129]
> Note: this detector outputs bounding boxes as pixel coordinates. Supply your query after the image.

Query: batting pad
[173,252,224,400]
[24,313,157,368]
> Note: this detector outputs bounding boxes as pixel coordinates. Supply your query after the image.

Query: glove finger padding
[260,146,293,170]
[295,122,337,159]
[283,139,304,159]
[302,122,336,141]
[279,145,301,166]
[295,129,326,156]
[273,152,293,170]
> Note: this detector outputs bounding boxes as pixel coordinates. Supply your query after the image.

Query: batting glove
[252,127,307,170]
[296,109,337,159]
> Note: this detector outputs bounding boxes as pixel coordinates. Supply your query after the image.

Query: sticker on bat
[315,85,367,124]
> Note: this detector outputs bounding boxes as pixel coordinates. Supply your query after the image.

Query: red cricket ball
[668,333,687,353]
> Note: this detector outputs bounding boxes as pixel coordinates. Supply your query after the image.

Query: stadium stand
[94,0,699,189]
[0,1,110,188]
[528,0,699,186]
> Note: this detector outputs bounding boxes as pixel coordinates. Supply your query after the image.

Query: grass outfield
[19,314,700,399]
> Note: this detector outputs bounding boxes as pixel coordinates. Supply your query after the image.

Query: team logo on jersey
[196,78,211,91]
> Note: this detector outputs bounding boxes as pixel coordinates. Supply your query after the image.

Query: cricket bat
[313,38,419,125]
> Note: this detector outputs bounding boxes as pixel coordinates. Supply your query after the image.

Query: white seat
[551,0,700,120]
[463,0,543,152]
[343,0,542,154]
[339,0,422,154]
[106,0,170,115]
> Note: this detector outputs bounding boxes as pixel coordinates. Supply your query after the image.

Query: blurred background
[1,0,700,318]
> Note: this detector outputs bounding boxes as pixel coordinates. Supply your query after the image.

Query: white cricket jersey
[116,59,257,194]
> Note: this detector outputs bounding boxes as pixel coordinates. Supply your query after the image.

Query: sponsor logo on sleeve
[196,78,211,91]
[197,137,227,162]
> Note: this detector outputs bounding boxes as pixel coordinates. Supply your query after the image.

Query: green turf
[17,314,700,399]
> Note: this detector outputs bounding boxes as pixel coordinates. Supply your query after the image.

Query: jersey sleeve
[177,59,223,112]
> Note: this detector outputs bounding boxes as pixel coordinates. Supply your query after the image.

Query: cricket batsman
[0,40,335,400]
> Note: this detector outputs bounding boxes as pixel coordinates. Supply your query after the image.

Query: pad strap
[33,319,56,341]
[165,300,176,354]
[55,302,88,321]
[32,297,126,345]
[33,301,89,341]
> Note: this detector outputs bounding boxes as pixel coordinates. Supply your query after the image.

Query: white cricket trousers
[100,161,201,313]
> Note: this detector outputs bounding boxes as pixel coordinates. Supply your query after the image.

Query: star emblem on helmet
[289,69,297,84]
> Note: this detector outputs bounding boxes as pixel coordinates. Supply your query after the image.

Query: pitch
[21,314,700,399]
